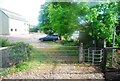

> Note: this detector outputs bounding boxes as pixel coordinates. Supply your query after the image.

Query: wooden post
[79,42,84,63]
[102,48,107,74]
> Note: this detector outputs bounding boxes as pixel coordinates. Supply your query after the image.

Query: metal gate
[83,48,103,65]
[38,46,79,63]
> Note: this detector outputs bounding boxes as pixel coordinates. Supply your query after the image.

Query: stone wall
[0,44,30,68]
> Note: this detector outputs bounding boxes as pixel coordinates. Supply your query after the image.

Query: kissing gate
[82,47,120,81]
[83,48,103,65]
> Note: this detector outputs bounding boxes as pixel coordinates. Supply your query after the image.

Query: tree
[84,2,118,46]
[115,1,120,46]
[38,1,118,46]
[38,2,53,34]
[38,2,90,40]
[48,2,77,38]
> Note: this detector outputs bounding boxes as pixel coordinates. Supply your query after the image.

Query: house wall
[0,10,9,35]
[9,19,29,35]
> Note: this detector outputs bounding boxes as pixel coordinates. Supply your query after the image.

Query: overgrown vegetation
[60,40,79,46]
[0,38,26,47]
[106,52,120,68]
[1,43,79,76]
[0,38,34,76]
[0,38,10,47]
[29,26,39,32]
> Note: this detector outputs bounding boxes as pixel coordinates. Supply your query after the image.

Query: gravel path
[2,64,104,79]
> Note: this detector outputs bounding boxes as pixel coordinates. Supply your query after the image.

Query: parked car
[39,35,60,41]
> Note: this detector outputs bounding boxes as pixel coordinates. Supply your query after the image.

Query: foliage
[85,2,118,43]
[1,62,30,76]
[60,40,79,46]
[38,2,119,46]
[106,51,120,68]
[116,1,120,46]
[0,38,10,47]
[1,46,35,76]
[1,44,31,68]
[0,38,33,67]
[38,2,89,40]
[48,2,78,36]
[10,42,25,46]
[38,3,53,34]
[29,26,39,32]
[115,34,120,46]
[27,44,34,53]
[15,62,30,71]
[0,38,28,47]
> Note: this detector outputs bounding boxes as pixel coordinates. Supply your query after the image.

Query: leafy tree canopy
[38,1,119,44]
[85,2,118,43]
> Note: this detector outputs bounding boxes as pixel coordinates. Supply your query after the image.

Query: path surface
[3,63,104,79]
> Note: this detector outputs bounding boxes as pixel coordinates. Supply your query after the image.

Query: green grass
[1,61,43,76]
[44,40,79,46]
[45,41,62,46]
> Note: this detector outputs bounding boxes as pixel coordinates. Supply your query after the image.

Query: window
[11,29,13,31]
[15,29,17,31]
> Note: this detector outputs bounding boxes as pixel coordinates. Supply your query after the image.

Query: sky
[0,0,45,25]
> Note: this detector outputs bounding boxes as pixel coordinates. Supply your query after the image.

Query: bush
[10,42,25,46]
[61,40,79,46]
[0,38,27,47]
[29,27,39,32]
[15,62,29,71]
[0,38,10,47]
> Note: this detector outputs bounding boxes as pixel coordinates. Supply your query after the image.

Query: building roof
[0,8,28,22]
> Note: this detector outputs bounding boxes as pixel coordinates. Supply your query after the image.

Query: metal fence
[83,48,103,65]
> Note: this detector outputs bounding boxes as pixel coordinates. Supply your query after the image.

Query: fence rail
[37,46,79,63]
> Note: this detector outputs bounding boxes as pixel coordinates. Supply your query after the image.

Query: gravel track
[2,64,104,79]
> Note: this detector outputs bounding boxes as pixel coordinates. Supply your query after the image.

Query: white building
[0,8,29,35]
